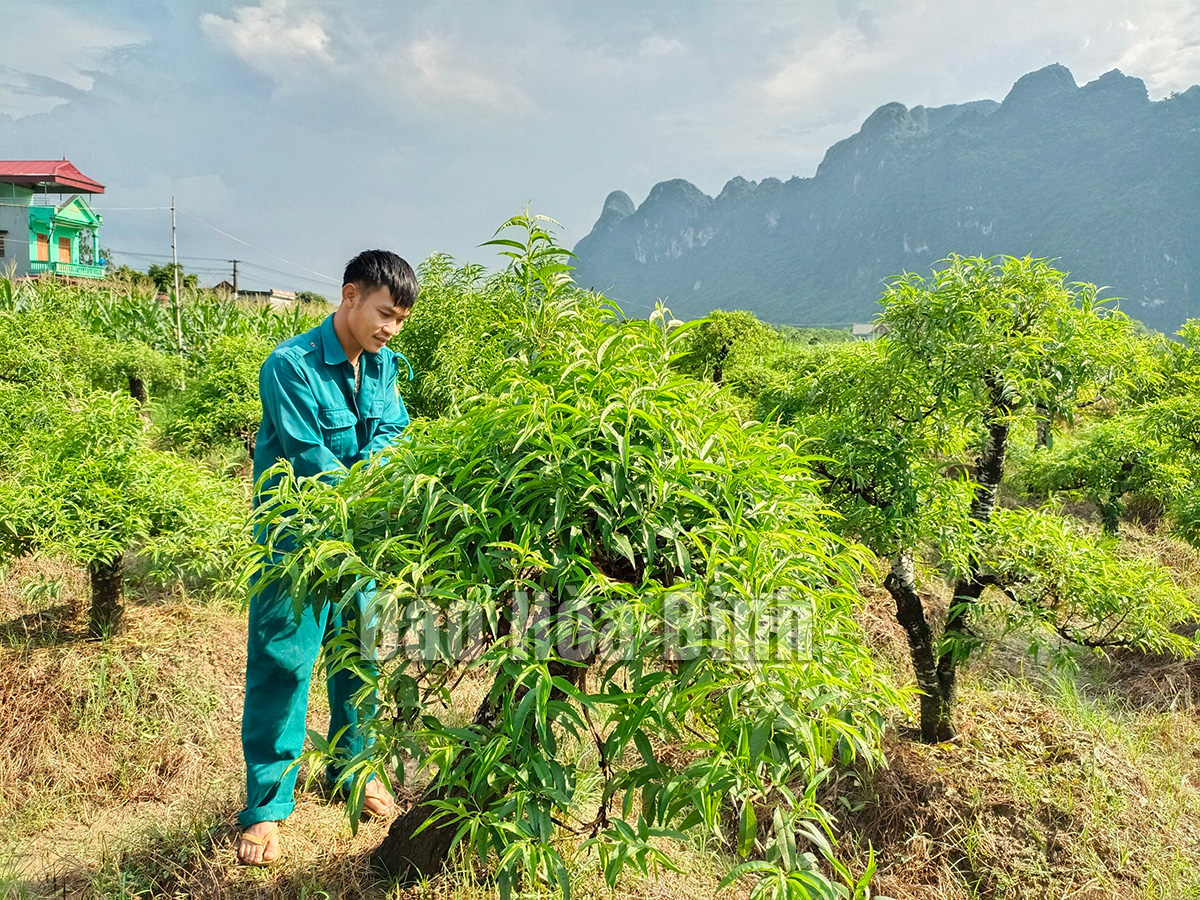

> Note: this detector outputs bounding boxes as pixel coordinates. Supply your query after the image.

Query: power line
[105,247,232,263]
[0,201,170,211]
[103,248,338,290]
[235,258,339,284]
[178,210,337,284]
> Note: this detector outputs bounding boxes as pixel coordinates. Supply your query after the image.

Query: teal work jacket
[251,314,411,504]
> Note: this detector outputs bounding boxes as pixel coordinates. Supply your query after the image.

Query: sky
[3,0,1200,294]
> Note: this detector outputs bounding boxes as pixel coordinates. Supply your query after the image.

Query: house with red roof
[0,160,106,279]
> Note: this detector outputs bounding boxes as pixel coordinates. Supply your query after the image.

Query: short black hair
[343,250,418,308]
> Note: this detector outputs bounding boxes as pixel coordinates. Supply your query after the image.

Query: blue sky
[3,0,1199,294]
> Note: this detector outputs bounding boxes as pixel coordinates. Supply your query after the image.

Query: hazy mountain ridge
[573,64,1200,332]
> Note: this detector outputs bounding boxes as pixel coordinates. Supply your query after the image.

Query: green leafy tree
[756,257,1179,743]
[163,332,273,452]
[0,390,245,636]
[1021,415,1183,535]
[0,309,179,403]
[762,339,976,743]
[482,210,578,304]
[977,505,1197,662]
[106,263,155,290]
[676,309,774,385]
[250,220,900,898]
[389,253,518,418]
[878,255,1140,739]
[147,262,199,293]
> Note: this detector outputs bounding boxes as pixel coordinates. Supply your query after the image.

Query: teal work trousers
[238,576,377,827]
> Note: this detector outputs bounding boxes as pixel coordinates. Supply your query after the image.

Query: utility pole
[170,197,183,356]
[229,259,240,297]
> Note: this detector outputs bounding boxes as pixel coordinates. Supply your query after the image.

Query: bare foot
[361,778,395,819]
[237,821,281,866]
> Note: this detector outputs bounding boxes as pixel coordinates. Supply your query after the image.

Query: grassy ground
[2,541,1200,900]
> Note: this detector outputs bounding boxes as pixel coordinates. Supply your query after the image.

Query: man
[237,250,417,866]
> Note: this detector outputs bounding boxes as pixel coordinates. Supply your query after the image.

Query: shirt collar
[319,314,349,367]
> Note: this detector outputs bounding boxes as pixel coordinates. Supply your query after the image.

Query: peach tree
[0,387,245,636]
[251,224,901,899]
[762,257,1194,742]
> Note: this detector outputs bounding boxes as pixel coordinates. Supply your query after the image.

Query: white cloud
[200,0,334,78]
[1110,1,1200,96]
[0,5,144,118]
[639,35,687,59]
[763,27,879,108]
[391,37,537,119]
[0,72,68,118]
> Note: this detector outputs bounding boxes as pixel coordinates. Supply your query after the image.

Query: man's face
[343,283,410,352]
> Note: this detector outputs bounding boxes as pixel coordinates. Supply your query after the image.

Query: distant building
[0,160,106,279]
[851,322,890,340]
[212,280,296,305]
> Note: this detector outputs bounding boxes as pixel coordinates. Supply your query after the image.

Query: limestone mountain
[573,65,1200,333]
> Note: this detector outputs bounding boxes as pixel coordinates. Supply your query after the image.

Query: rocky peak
[716,176,757,204]
[641,178,712,216]
[1001,63,1078,110]
[1080,68,1149,106]
[916,99,1001,131]
[592,190,635,233]
[816,102,926,177]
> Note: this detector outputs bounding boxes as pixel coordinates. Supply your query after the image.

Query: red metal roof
[0,160,104,193]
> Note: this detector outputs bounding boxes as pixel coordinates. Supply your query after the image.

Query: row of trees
[250,220,1200,898]
[4,218,1198,897]
[0,276,321,635]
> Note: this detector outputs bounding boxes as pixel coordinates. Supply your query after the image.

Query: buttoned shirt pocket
[361,396,383,447]
[317,406,358,461]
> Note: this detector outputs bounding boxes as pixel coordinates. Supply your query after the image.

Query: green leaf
[738,801,757,857]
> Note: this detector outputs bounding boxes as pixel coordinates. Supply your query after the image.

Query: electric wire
[2,200,339,285]
[178,210,338,283]
[98,249,339,291]
[0,201,171,211]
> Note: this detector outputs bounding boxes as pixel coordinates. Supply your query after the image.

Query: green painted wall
[27,197,102,270]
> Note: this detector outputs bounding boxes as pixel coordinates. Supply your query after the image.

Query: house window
[0,231,6,258]
[36,233,49,261]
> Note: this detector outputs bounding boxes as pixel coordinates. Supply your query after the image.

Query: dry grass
[840,679,1200,899]
[4,553,1200,900]
[847,552,1200,900]
[0,557,247,879]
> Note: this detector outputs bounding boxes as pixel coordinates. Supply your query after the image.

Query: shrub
[0,389,246,636]
[251,221,902,898]
[163,332,273,453]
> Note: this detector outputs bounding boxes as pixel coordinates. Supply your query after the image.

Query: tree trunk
[1034,404,1052,449]
[128,375,147,405]
[88,555,124,638]
[1099,498,1121,536]
[885,552,953,743]
[371,623,588,881]
[937,410,1009,740]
